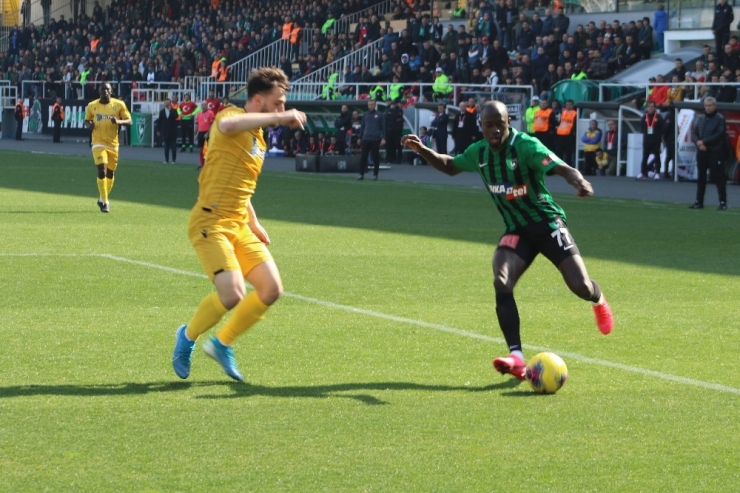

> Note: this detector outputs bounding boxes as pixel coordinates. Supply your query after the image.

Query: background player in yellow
[84,82,132,213]
[172,67,307,381]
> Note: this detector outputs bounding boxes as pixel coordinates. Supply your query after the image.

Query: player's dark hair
[247,67,289,100]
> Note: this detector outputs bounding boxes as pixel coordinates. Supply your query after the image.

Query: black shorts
[496,217,581,267]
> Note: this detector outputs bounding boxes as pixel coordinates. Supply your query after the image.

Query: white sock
[511,350,524,361]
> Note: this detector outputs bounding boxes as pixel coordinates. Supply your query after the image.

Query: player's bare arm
[402,134,461,176]
[218,109,307,135]
[85,119,95,131]
[551,163,593,197]
[247,201,270,245]
[112,116,132,126]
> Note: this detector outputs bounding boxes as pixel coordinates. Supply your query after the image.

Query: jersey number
[551,227,575,251]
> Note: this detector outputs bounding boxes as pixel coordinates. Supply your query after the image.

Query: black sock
[496,292,521,352]
[590,279,602,304]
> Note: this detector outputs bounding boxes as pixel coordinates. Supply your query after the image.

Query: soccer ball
[525,352,568,394]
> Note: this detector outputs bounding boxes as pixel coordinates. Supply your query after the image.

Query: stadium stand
[2,0,738,108]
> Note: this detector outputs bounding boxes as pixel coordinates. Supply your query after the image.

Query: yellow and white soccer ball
[525,352,568,394]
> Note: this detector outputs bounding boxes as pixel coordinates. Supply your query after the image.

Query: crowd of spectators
[0,0,691,104]
[3,0,737,106]
[325,1,674,103]
[0,0,386,100]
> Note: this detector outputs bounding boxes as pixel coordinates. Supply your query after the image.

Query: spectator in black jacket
[430,103,449,154]
[690,97,728,209]
[334,104,352,146]
[358,99,386,180]
[552,7,570,38]
[713,0,735,63]
[638,17,654,61]
[157,98,179,164]
[384,100,404,164]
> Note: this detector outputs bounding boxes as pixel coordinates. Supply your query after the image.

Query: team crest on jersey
[507,158,518,170]
[542,154,558,166]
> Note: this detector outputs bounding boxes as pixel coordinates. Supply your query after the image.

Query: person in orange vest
[211,55,221,78]
[217,59,228,96]
[532,98,557,151]
[14,99,25,141]
[51,96,65,143]
[282,16,293,40]
[289,25,302,61]
[555,99,577,166]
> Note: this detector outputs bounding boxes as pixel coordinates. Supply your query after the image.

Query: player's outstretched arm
[219,109,306,135]
[401,135,461,176]
[551,163,593,198]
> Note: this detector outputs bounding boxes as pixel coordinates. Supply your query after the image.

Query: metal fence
[287,81,533,108]
[289,38,385,100]
[599,82,740,104]
[13,79,185,101]
[331,0,394,35]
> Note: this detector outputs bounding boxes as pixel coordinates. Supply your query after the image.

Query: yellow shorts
[92,147,119,171]
[187,206,273,280]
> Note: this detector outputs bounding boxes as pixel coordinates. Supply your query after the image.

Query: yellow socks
[106,176,115,196]
[186,292,228,341]
[96,178,108,203]
[216,291,269,346]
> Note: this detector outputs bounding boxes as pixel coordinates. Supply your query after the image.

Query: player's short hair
[247,67,289,100]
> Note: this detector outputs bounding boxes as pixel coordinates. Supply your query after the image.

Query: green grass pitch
[0,150,739,491]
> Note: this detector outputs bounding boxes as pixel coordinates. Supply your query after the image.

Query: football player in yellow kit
[84,83,132,213]
[172,67,307,381]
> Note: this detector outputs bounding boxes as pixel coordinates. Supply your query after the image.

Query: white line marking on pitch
[2,252,739,395]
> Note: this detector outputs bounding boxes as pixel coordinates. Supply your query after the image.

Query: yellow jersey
[197,106,267,219]
[85,97,131,149]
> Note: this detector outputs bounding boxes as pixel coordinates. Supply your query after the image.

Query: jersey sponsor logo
[487,182,529,200]
[249,137,266,160]
[95,114,115,122]
[499,234,520,249]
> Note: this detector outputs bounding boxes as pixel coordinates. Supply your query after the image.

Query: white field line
[2,252,740,395]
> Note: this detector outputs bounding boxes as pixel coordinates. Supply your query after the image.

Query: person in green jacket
[388,75,404,102]
[322,72,339,100]
[571,68,587,80]
[321,13,336,35]
[432,68,453,101]
[524,96,539,134]
[79,66,92,98]
[370,84,386,101]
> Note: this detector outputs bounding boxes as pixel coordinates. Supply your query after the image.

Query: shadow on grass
[197,378,525,405]
[0,378,524,405]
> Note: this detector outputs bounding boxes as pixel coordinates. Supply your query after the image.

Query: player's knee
[493,274,514,294]
[258,282,283,306]
[219,289,245,310]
